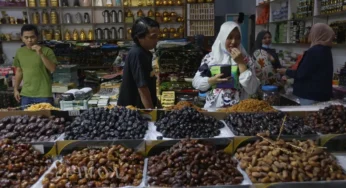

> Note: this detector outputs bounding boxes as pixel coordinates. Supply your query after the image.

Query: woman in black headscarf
[252,30,282,86]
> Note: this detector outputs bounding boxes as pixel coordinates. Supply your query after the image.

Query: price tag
[32,145,44,154]
[68,110,80,116]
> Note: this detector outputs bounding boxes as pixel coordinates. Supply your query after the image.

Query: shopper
[192,21,260,109]
[13,24,58,107]
[118,17,160,109]
[252,30,282,86]
[277,23,335,105]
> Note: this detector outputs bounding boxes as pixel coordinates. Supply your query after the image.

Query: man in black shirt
[118,17,160,109]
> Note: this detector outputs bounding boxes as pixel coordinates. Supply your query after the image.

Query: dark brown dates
[155,107,224,138]
[0,115,68,142]
[225,112,315,136]
[64,107,148,140]
[148,139,244,187]
[42,145,144,187]
[0,139,52,187]
[306,105,346,134]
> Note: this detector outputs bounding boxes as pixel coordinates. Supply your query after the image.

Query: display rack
[255,0,346,45]
[0,0,188,42]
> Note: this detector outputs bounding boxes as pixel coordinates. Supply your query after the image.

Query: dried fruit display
[148,139,244,187]
[25,103,60,111]
[225,112,315,136]
[0,139,52,187]
[235,137,346,183]
[0,115,68,142]
[218,99,276,113]
[42,145,144,187]
[65,107,148,140]
[164,101,206,112]
[155,107,224,138]
[306,105,346,134]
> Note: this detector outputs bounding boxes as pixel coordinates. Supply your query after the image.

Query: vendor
[192,21,260,109]
[118,17,160,109]
[252,31,282,86]
[277,23,335,105]
[13,24,58,107]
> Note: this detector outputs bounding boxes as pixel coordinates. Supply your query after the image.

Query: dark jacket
[286,45,333,101]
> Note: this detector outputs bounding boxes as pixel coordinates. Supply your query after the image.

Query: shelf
[256,2,270,7]
[0,6,26,9]
[93,6,122,9]
[159,22,184,24]
[314,11,346,18]
[154,5,184,8]
[27,7,61,9]
[60,6,93,9]
[256,22,269,25]
[62,23,93,26]
[0,24,25,26]
[291,16,314,21]
[0,40,22,43]
[188,19,214,21]
[124,6,153,8]
[270,20,288,24]
[93,22,124,25]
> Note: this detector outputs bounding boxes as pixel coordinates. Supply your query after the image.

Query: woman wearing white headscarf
[192,21,260,109]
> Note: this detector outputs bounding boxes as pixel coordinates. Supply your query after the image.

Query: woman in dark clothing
[252,31,282,86]
[277,23,335,105]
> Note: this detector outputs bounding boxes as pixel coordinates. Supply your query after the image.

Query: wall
[1,0,257,63]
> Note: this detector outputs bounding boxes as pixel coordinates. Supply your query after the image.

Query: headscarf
[252,30,281,69]
[209,21,248,66]
[309,23,335,47]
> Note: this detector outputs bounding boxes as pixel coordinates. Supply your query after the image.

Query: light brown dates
[235,138,346,183]
[42,145,144,188]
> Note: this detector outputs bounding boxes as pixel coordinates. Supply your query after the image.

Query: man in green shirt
[13,24,58,107]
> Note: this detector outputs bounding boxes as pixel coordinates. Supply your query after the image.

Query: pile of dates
[42,145,144,187]
[0,139,52,187]
[306,105,346,134]
[235,138,346,183]
[155,107,224,138]
[148,139,244,187]
[65,107,148,140]
[0,115,68,142]
[225,112,315,136]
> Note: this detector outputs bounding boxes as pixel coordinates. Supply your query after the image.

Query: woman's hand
[208,74,230,85]
[268,54,275,62]
[230,48,245,64]
[277,68,287,75]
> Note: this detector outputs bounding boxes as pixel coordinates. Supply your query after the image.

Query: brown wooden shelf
[0,40,22,43]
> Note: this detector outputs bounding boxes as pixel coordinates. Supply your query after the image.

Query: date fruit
[235,138,346,183]
[306,105,346,134]
[65,107,148,140]
[0,139,52,187]
[42,145,144,188]
[0,115,68,142]
[225,112,315,136]
[148,139,244,187]
[155,107,224,138]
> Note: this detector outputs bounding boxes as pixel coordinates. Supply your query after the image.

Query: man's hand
[14,90,20,102]
[208,74,230,85]
[230,48,245,64]
[268,54,275,62]
[31,45,43,56]
[277,68,287,75]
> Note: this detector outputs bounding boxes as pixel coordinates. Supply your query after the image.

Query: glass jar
[261,85,280,106]
[194,92,207,108]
